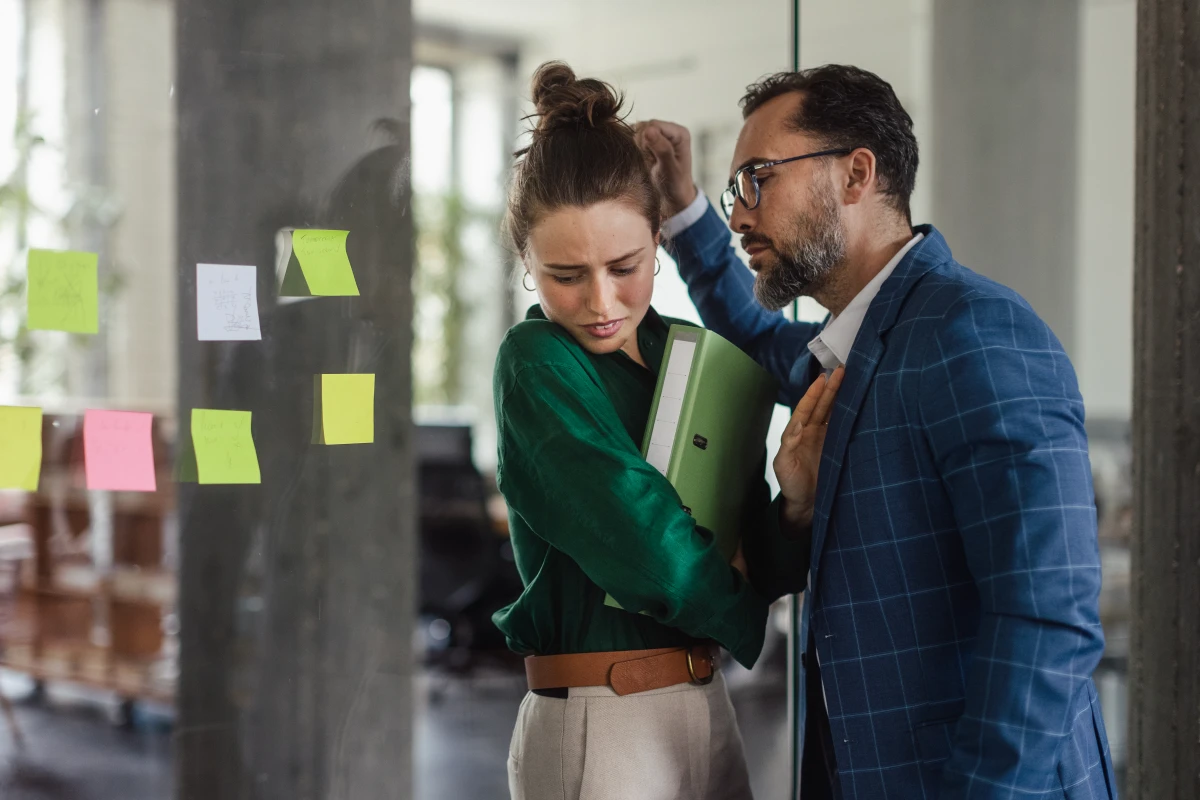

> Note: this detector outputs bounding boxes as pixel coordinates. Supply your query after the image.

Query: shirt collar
[807,232,924,370]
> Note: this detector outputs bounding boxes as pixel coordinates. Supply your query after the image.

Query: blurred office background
[0,0,1135,798]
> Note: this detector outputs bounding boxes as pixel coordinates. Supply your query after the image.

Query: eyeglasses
[720,148,854,219]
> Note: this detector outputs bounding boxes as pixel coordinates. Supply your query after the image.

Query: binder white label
[645,339,697,476]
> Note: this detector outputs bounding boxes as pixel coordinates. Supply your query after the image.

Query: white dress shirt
[661,187,712,239]
[806,233,923,370]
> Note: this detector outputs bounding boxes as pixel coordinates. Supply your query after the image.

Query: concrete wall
[174,0,416,797]
[931,0,1083,357]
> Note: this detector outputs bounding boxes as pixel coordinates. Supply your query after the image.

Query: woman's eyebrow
[543,247,645,270]
[605,247,644,265]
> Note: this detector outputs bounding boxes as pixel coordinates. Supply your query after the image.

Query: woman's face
[525,200,657,360]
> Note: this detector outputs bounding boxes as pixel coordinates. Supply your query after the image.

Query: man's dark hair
[741,64,918,223]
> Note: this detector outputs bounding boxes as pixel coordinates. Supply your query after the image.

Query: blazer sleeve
[665,201,823,407]
[918,294,1106,798]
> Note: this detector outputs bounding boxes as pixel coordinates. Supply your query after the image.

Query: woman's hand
[774,366,845,530]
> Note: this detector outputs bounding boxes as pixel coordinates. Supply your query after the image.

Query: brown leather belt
[524,644,719,697]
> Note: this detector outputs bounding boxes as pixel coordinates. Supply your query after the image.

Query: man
[637,65,1117,799]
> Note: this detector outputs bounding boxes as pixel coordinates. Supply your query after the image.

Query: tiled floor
[0,660,791,800]
[0,675,172,800]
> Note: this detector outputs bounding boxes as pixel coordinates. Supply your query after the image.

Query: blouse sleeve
[495,357,769,668]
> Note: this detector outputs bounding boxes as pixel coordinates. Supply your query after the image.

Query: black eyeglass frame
[720,147,855,219]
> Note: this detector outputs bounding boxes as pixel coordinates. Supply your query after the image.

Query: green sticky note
[27,249,99,333]
[0,406,43,490]
[287,230,359,296]
[314,373,375,445]
[191,409,261,484]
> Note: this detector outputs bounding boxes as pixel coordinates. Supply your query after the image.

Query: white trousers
[507,671,754,800]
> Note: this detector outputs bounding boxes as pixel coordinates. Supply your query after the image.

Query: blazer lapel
[807,329,883,592]
[806,225,954,593]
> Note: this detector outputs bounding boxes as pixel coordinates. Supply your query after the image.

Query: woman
[494,62,838,800]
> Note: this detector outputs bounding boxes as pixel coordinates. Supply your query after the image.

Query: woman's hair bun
[529,61,625,135]
[507,61,661,256]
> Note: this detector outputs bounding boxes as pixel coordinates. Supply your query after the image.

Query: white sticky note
[197,264,261,341]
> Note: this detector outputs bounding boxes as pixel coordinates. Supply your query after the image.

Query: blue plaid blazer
[668,207,1117,799]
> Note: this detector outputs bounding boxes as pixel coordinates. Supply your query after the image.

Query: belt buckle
[686,647,714,686]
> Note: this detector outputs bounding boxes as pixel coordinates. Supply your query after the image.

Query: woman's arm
[496,359,770,668]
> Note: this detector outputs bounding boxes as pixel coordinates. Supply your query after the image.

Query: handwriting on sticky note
[197,264,261,341]
[0,406,43,490]
[191,409,261,484]
[27,249,99,333]
[83,410,157,492]
[292,230,359,296]
[319,374,375,445]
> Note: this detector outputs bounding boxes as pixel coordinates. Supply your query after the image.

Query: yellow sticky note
[191,409,261,484]
[27,249,99,333]
[317,374,375,445]
[0,406,43,490]
[291,230,359,296]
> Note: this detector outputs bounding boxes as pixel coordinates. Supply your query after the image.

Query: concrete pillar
[174,2,415,798]
[1128,0,1200,795]
[930,0,1081,355]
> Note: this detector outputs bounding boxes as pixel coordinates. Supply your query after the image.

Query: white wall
[1074,0,1135,420]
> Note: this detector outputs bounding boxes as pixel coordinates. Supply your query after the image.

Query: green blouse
[491,304,780,668]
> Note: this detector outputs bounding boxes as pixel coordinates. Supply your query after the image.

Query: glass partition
[0,0,1134,796]
[0,1,801,798]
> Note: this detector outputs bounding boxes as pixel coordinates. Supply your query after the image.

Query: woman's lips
[583,319,624,339]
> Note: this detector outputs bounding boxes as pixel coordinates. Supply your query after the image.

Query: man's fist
[634,119,699,219]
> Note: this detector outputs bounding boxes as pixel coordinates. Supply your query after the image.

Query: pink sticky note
[83,410,157,492]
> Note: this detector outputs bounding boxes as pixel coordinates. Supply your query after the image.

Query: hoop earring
[522,272,535,292]
[654,256,662,276]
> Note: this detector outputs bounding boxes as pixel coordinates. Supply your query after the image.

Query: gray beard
[752,186,846,311]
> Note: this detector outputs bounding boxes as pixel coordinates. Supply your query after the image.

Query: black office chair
[416,424,521,671]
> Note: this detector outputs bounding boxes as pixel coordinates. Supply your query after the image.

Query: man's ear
[843,147,877,206]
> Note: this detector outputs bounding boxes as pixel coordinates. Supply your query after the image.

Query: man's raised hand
[634,119,698,218]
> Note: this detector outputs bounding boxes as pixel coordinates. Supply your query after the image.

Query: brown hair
[505,61,661,257]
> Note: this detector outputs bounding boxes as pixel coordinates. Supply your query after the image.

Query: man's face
[728,93,847,310]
